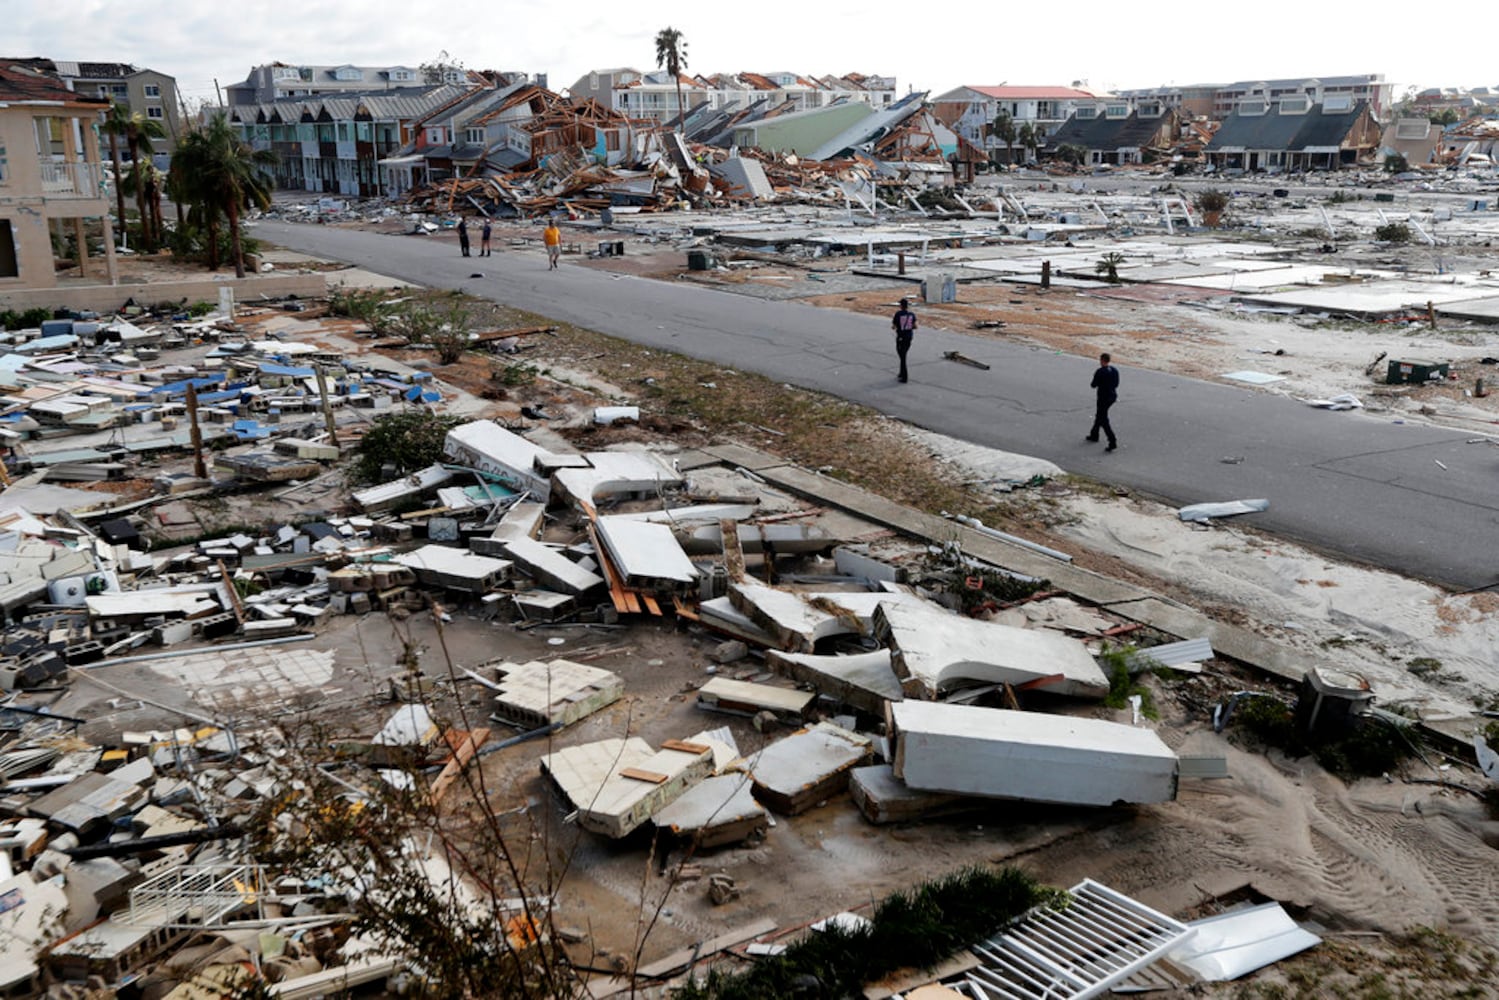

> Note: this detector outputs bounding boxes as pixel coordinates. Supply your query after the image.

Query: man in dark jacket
[891,298,917,383]
[1087,352,1119,451]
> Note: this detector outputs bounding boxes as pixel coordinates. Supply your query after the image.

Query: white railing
[39,160,106,199]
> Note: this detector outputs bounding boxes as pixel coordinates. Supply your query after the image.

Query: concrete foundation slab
[489,658,623,728]
[766,648,904,714]
[652,773,768,848]
[749,722,872,815]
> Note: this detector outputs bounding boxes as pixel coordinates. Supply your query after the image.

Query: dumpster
[1386,359,1448,384]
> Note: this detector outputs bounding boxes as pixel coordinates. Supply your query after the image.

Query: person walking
[480,218,493,257]
[457,217,471,257]
[891,297,918,383]
[1086,352,1119,451]
[544,221,562,270]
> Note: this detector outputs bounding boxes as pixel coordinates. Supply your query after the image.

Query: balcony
[39,161,106,200]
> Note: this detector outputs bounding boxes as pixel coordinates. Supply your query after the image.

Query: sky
[9,0,1496,110]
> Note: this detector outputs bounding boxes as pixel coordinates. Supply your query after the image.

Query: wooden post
[1428,300,1437,328]
[185,382,206,479]
[315,367,338,443]
[1041,259,1052,290]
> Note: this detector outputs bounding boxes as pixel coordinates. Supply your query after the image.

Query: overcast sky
[10,0,1492,109]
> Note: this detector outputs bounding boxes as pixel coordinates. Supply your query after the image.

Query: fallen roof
[874,600,1110,699]
[488,658,623,728]
[540,736,715,838]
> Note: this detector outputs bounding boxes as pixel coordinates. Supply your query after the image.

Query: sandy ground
[100,227,1499,993]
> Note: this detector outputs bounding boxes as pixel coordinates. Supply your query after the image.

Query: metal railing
[39,160,106,199]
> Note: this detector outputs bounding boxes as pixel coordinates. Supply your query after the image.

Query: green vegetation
[1226,693,1419,779]
[1384,152,1410,174]
[1375,222,1412,244]
[353,409,462,483]
[1195,188,1229,214]
[170,113,279,277]
[0,307,56,331]
[1094,251,1126,284]
[1098,645,1158,719]
[672,866,1056,1000]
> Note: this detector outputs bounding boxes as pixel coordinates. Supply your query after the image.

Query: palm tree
[989,110,1017,167]
[101,102,132,247]
[122,111,167,251]
[170,114,278,277]
[1018,122,1039,164]
[654,27,689,131]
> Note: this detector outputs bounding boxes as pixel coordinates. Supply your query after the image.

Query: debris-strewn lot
[3,202,1499,999]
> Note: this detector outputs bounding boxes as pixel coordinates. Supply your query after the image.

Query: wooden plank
[619,767,668,784]
[429,727,490,805]
[633,916,779,979]
[623,590,642,614]
[673,596,698,620]
[661,739,711,754]
[641,593,661,616]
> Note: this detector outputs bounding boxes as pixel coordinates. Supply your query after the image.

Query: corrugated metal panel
[965,879,1194,1000]
[1128,637,1214,671]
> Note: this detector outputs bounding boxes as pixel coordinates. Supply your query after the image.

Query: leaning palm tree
[185,114,279,278]
[123,111,167,251]
[101,102,132,247]
[654,27,688,131]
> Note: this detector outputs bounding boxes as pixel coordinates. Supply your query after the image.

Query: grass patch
[1098,644,1158,719]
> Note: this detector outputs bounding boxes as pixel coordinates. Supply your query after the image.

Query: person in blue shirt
[1087,352,1119,451]
[891,298,918,383]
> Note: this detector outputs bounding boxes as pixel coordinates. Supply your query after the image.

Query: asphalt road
[253,218,1499,591]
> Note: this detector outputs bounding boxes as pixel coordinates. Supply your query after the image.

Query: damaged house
[1203,95,1382,172]
[1046,100,1183,167]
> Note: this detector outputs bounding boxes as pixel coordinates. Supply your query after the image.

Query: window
[464,128,485,144]
[1238,100,1268,116]
[274,67,300,81]
[1278,97,1309,115]
[1075,106,1097,119]
[426,127,445,144]
[113,84,128,97]
[144,84,160,98]
[389,69,413,82]
[335,67,362,81]
[1106,105,1129,118]
[147,107,163,119]
[0,139,6,183]
[606,131,621,152]
[1137,101,1162,118]
[0,220,17,278]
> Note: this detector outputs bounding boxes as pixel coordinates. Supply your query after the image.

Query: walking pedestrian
[457,217,471,257]
[544,220,562,270]
[1086,352,1119,451]
[480,218,493,257]
[891,297,917,383]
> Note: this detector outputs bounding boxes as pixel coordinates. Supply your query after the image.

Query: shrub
[1195,188,1229,213]
[352,409,462,484]
[1385,153,1410,174]
[20,307,52,328]
[1375,222,1412,243]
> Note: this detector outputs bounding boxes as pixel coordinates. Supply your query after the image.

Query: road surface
[252,218,1499,591]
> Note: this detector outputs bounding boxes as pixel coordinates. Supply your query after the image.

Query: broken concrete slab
[766,648,904,715]
[442,419,552,501]
[748,722,872,815]
[489,534,604,595]
[849,764,965,825]
[593,517,698,589]
[652,773,769,849]
[697,596,778,647]
[541,736,715,838]
[393,545,512,593]
[696,677,816,721]
[26,771,147,836]
[873,600,1109,699]
[888,702,1178,807]
[726,581,857,652]
[554,452,682,511]
[676,522,836,555]
[351,464,454,513]
[487,658,623,728]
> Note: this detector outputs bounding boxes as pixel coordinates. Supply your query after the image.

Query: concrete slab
[889,702,1178,806]
[748,722,872,815]
[727,581,855,652]
[652,773,768,848]
[849,764,964,825]
[766,648,904,714]
[541,736,715,838]
[594,518,698,588]
[489,658,623,728]
[554,452,682,510]
[697,677,816,720]
[874,600,1109,699]
[442,420,552,500]
[492,535,604,595]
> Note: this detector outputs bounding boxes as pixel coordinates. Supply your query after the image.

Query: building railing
[39,160,106,199]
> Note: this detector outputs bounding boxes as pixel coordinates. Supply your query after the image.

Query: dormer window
[1137,101,1161,118]
[334,67,362,81]
[389,68,414,83]
[1075,106,1098,119]
[1278,96,1310,115]
[1238,100,1268,116]
[1322,96,1353,112]
[1106,104,1129,118]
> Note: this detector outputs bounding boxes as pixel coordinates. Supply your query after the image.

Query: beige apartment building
[0,65,117,291]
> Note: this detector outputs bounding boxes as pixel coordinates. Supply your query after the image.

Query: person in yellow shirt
[543,221,562,270]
